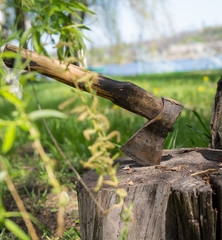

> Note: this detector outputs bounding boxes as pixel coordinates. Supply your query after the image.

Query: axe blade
[2,45,183,166]
[121,97,183,166]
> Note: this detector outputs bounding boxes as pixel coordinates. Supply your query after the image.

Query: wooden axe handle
[3,44,163,120]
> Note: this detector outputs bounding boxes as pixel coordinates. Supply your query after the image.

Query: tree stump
[76,148,222,240]
[210,76,222,149]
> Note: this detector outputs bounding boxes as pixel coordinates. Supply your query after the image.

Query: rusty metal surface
[3,45,184,166]
[121,97,184,166]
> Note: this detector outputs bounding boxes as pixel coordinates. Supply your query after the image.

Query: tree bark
[77,148,222,240]
[210,76,222,149]
[15,0,27,48]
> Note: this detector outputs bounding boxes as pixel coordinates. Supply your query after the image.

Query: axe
[3,44,183,166]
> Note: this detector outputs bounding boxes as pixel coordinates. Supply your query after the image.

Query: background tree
[0,1,95,239]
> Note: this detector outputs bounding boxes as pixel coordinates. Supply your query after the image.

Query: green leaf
[33,31,41,54]
[0,90,22,108]
[57,35,66,60]
[20,27,33,47]
[192,110,210,136]
[61,24,90,31]
[5,212,23,218]
[2,124,16,154]
[4,219,30,240]
[61,6,82,21]
[50,208,58,213]
[5,212,39,225]
[67,28,87,51]
[28,109,68,121]
[19,123,29,131]
[0,119,20,128]
[48,6,56,17]
[0,32,18,48]
[1,51,18,60]
[69,2,95,14]
[184,108,211,137]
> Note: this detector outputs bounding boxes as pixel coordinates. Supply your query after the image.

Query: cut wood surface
[77,148,222,240]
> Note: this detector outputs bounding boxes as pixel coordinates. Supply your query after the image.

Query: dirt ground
[2,144,81,239]
[3,184,80,239]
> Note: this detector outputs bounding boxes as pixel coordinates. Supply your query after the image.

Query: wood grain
[3,44,163,120]
[77,148,222,240]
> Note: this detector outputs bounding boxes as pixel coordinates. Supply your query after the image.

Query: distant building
[165,41,222,60]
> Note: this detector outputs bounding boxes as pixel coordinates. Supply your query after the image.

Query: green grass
[118,70,220,148]
[1,69,221,238]
[0,70,221,170]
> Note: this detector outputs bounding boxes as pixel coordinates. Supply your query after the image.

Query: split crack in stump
[77,148,222,240]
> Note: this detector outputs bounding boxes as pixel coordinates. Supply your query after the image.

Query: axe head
[120,97,183,166]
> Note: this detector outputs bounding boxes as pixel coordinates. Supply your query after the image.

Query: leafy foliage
[0,0,134,239]
[0,0,94,239]
[0,0,219,239]
[4,0,93,60]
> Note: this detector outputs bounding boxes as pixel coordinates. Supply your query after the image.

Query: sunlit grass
[1,70,221,169]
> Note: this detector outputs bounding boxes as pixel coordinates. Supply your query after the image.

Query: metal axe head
[2,44,183,166]
[121,97,183,166]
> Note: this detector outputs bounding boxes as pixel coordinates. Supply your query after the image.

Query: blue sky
[84,0,222,47]
[167,0,222,32]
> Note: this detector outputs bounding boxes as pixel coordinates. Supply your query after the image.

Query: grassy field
[26,70,222,152]
[1,69,222,238]
[1,70,221,169]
